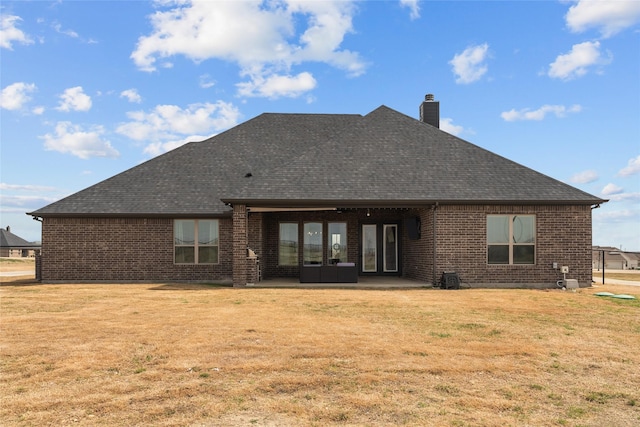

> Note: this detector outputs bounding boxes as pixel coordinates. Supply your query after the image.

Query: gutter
[25,212,233,219]
[220,198,607,208]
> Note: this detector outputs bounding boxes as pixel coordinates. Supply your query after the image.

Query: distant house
[29,95,605,287]
[0,226,41,258]
[593,246,639,270]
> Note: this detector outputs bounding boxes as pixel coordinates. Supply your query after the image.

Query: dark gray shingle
[30,105,603,217]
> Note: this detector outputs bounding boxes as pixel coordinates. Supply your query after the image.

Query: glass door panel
[383,224,398,272]
[362,224,377,272]
[303,222,323,265]
[328,222,347,264]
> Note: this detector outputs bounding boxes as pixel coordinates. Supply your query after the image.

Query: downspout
[591,203,604,285]
[432,202,438,285]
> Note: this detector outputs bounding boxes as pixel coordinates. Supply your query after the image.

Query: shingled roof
[0,227,40,248]
[29,105,604,218]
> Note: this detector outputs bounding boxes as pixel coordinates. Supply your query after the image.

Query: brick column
[232,204,248,287]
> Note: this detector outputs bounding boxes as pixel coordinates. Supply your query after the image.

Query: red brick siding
[403,209,434,283]
[429,205,593,286]
[40,217,232,282]
[39,204,593,288]
[232,204,248,287]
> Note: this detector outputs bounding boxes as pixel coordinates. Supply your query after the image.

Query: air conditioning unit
[440,272,460,289]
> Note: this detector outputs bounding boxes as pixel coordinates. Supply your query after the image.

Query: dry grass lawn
[1,271,639,427]
[0,258,36,273]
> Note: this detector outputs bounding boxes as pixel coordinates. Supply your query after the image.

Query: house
[28,95,605,287]
[0,226,41,258]
[592,246,639,270]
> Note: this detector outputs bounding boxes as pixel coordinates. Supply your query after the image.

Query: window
[362,224,377,272]
[303,222,323,265]
[174,219,219,264]
[487,215,535,264]
[279,223,298,266]
[383,224,398,272]
[328,222,347,264]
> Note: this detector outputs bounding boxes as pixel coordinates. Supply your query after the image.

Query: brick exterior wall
[39,204,593,288]
[423,204,593,287]
[232,204,248,287]
[403,208,435,283]
[40,217,233,282]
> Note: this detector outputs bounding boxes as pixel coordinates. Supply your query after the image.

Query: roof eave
[220,198,608,208]
[26,211,233,219]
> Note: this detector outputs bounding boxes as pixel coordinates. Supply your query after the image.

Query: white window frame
[174,219,219,265]
[487,215,536,265]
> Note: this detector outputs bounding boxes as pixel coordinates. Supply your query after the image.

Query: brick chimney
[419,93,439,128]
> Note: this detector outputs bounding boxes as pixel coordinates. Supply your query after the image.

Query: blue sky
[1,0,639,250]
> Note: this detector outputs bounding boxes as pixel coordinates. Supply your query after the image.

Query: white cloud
[1,14,33,50]
[0,82,36,110]
[439,118,464,136]
[0,183,56,192]
[501,104,582,121]
[449,43,489,84]
[618,155,640,176]
[237,71,316,99]
[601,183,623,196]
[56,86,92,112]
[199,74,215,89]
[566,0,640,38]
[41,122,119,159]
[52,22,79,38]
[120,89,142,103]
[130,0,365,98]
[0,194,59,211]
[116,101,240,155]
[569,169,599,184]
[607,192,640,202]
[548,41,611,80]
[400,0,420,20]
[32,106,45,115]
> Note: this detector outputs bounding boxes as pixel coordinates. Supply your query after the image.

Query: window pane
[175,220,195,245]
[175,247,195,263]
[328,222,347,264]
[513,245,535,264]
[513,216,535,243]
[362,224,377,272]
[198,246,218,264]
[303,222,323,265]
[488,245,509,264]
[487,216,509,243]
[198,220,218,245]
[384,225,398,272]
[279,223,298,266]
